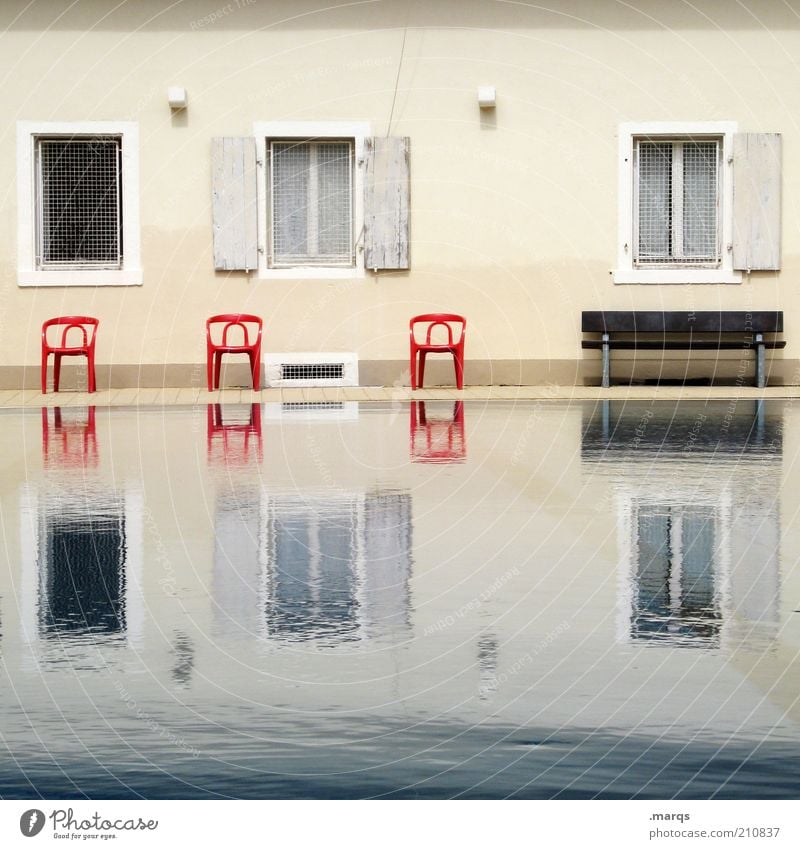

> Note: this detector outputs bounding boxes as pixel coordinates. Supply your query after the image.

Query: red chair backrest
[206,314,263,347]
[410,314,466,346]
[42,316,99,350]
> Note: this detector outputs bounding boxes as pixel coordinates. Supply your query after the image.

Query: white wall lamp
[477,86,496,109]
[167,87,188,110]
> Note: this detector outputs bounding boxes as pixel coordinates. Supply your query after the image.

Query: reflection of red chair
[41,316,99,393]
[206,314,262,391]
[410,401,466,463]
[42,406,98,467]
[409,314,466,390]
[207,404,263,464]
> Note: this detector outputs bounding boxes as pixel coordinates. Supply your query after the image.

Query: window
[254,121,369,279]
[37,137,122,269]
[269,139,353,267]
[615,122,740,285]
[17,122,142,286]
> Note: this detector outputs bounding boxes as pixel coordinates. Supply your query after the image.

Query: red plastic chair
[409,314,466,390]
[410,400,466,463]
[41,316,99,393]
[206,314,263,391]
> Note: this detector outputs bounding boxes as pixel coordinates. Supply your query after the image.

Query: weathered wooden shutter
[364,136,410,270]
[211,137,258,271]
[732,133,781,271]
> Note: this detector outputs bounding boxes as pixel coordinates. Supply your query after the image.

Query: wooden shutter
[364,136,410,270]
[211,137,258,271]
[732,133,781,271]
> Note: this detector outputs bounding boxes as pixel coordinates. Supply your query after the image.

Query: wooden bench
[582,311,785,388]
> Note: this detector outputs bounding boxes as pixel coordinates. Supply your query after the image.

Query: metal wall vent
[280,363,345,382]
[264,352,358,388]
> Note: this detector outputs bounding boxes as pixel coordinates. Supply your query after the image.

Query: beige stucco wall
[1,0,798,386]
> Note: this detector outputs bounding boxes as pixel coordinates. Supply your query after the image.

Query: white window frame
[254,121,369,280]
[17,121,142,287]
[615,121,741,285]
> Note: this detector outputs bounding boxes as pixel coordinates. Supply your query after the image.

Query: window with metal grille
[268,139,354,267]
[36,136,123,269]
[634,138,721,267]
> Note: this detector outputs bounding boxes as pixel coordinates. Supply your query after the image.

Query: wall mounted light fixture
[167,87,188,110]
[477,86,496,109]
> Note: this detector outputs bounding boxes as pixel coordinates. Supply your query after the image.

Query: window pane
[271,142,310,261]
[270,140,353,266]
[683,141,718,258]
[38,138,121,267]
[637,142,672,260]
[316,142,352,261]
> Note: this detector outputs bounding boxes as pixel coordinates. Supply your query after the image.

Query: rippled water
[0,399,798,798]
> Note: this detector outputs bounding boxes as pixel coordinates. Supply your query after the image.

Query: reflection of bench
[582,311,785,388]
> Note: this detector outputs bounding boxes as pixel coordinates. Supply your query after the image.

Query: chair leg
[454,353,464,390]
[53,354,62,392]
[418,352,427,389]
[410,351,417,391]
[87,353,96,393]
[206,349,214,392]
[250,352,260,390]
[214,353,223,390]
[42,353,49,394]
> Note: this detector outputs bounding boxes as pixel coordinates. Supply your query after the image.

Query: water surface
[0,399,798,798]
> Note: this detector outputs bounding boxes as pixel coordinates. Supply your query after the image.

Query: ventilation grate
[280,362,345,381]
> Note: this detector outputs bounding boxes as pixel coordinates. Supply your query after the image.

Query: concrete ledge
[4,356,799,391]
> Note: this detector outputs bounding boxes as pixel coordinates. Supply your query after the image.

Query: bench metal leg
[755,333,765,388]
[601,333,610,388]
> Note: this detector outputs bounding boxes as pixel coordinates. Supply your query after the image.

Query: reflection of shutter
[364,136,410,270]
[211,137,258,271]
[732,133,781,271]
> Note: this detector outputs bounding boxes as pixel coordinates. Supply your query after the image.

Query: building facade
[0,0,795,388]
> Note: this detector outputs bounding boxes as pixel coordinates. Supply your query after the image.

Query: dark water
[1,399,798,799]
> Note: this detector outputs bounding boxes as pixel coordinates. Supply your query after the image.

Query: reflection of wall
[213,488,412,643]
[582,401,781,649]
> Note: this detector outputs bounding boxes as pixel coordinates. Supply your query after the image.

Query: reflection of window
[263,492,411,642]
[38,505,127,636]
[634,506,720,645]
[20,487,143,649]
